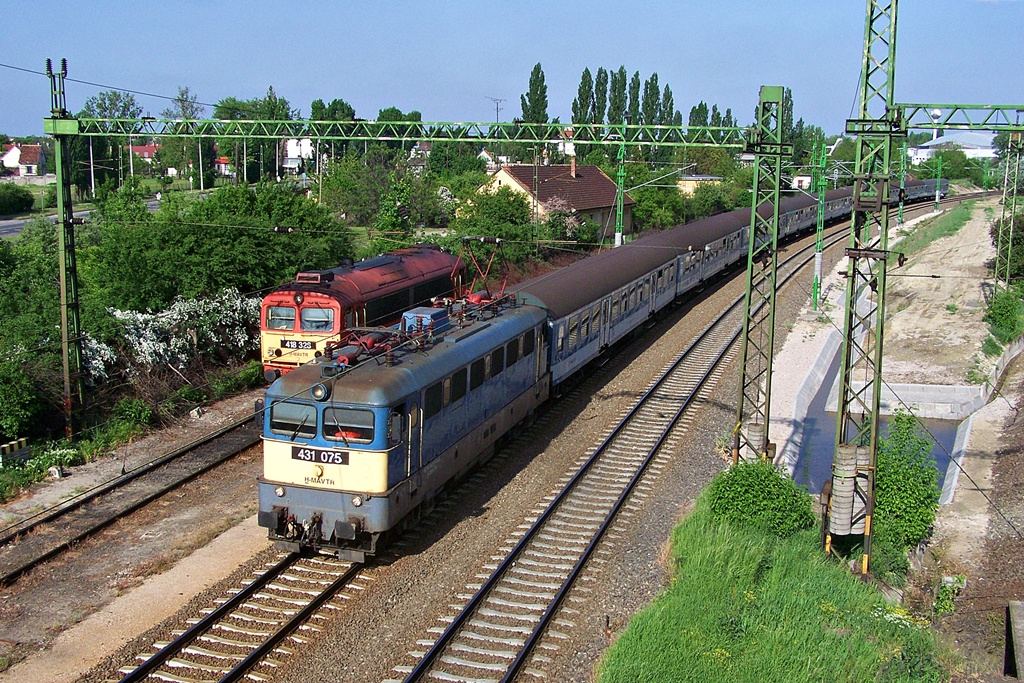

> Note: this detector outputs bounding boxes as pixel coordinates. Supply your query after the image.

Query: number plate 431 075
[291,446,349,465]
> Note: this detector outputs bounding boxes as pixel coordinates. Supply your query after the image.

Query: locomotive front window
[267,306,296,330]
[300,306,335,332]
[270,401,317,438]
[323,407,375,443]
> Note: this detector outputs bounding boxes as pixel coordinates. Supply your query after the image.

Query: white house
[282,138,314,174]
[1,144,46,176]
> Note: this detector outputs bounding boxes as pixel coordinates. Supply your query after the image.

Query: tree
[874,410,940,551]
[593,67,608,126]
[688,101,709,128]
[311,98,355,121]
[641,73,660,127]
[627,71,641,125]
[427,138,485,178]
[83,90,143,120]
[448,185,534,264]
[608,66,627,126]
[660,85,675,128]
[161,86,204,120]
[214,96,257,181]
[520,63,549,124]
[572,67,594,125]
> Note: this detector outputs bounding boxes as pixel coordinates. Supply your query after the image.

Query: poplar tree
[571,67,594,124]
[520,63,549,123]
[627,71,641,124]
[608,66,627,125]
[641,73,661,127]
[593,67,608,125]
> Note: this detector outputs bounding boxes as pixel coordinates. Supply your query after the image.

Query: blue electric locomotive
[259,298,549,561]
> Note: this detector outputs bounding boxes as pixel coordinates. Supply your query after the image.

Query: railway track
[0,415,260,587]
[117,552,368,683]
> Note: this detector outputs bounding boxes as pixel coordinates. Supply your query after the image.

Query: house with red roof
[1,144,46,176]
[490,161,634,239]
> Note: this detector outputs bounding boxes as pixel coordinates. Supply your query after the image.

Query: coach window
[592,304,601,331]
[470,358,486,390]
[491,346,505,377]
[424,382,443,420]
[581,312,590,338]
[323,407,374,443]
[568,315,579,347]
[612,298,620,319]
[267,306,295,331]
[557,323,565,352]
[269,401,316,438]
[506,338,519,366]
[522,330,535,357]
[301,306,335,332]
[629,286,637,309]
[451,368,468,402]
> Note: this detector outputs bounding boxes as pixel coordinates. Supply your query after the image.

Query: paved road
[0,200,159,239]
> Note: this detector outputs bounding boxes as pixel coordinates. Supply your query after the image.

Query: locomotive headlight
[351,495,363,507]
[275,486,286,497]
[310,383,330,401]
[294,293,304,305]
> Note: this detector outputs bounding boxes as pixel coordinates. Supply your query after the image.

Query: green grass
[597,499,947,683]
[897,201,975,258]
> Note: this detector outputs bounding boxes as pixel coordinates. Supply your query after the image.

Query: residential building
[676,174,723,195]
[127,143,160,163]
[490,161,634,239]
[1,143,46,176]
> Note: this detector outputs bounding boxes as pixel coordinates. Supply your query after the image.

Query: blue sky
[2,1,1021,138]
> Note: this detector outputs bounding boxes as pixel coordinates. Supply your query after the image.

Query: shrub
[705,460,815,538]
[0,183,34,215]
[981,335,1003,358]
[874,410,940,551]
[984,286,1024,344]
[113,397,152,426]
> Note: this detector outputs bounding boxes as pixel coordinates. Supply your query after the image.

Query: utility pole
[614,115,626,247]
[934,154,942,212]
[43,59,86,439]
[812,142,827,310]
[826,0,904,575]
[733,85,790,462]
[897,139,907,226]
[486,97,505,123]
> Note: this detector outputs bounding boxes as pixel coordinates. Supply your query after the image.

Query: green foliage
[446,185,535,266]
[0,444,83,504]
[0,360,51,441]
[113,398,152,427]
[704,460,815,538]
[990,213,1024,282]
[0,183,35,215]
[983,284,1024,344]
[427,139,486,178]
[934,575,966,615]
[874,410,940,552]
[209,360,265,398]
[520,63,548,123]
[982,335,1003,358]
[598,498,944,683]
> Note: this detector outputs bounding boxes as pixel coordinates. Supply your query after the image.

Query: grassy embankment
[597,498,947,683]
[896,200,975,257]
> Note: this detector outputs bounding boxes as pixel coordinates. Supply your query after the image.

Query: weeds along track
[117,552,367,683]
[0,417,259,587]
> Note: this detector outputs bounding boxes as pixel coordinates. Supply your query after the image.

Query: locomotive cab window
[491,346,505,377]
[300,306,334,332]
[388,408,404,446]
[270,401,317,438]
[324,407,375,443]
[267,306,296,331]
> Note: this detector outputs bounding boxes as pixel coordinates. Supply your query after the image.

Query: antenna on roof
[486,97,505,124]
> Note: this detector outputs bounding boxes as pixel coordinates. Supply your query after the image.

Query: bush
[705,460,815,538]
[43,184,57,209]
[113,397,152,426]
[984,285,1024,344]
[874,410,940,551]
[982,335,1003,358]
[0,183,34,215]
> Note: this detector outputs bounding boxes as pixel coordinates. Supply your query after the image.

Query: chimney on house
[570,156,576,178]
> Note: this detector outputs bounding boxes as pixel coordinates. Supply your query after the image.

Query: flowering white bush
[110,288,261,372]
[82,334,117,384]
